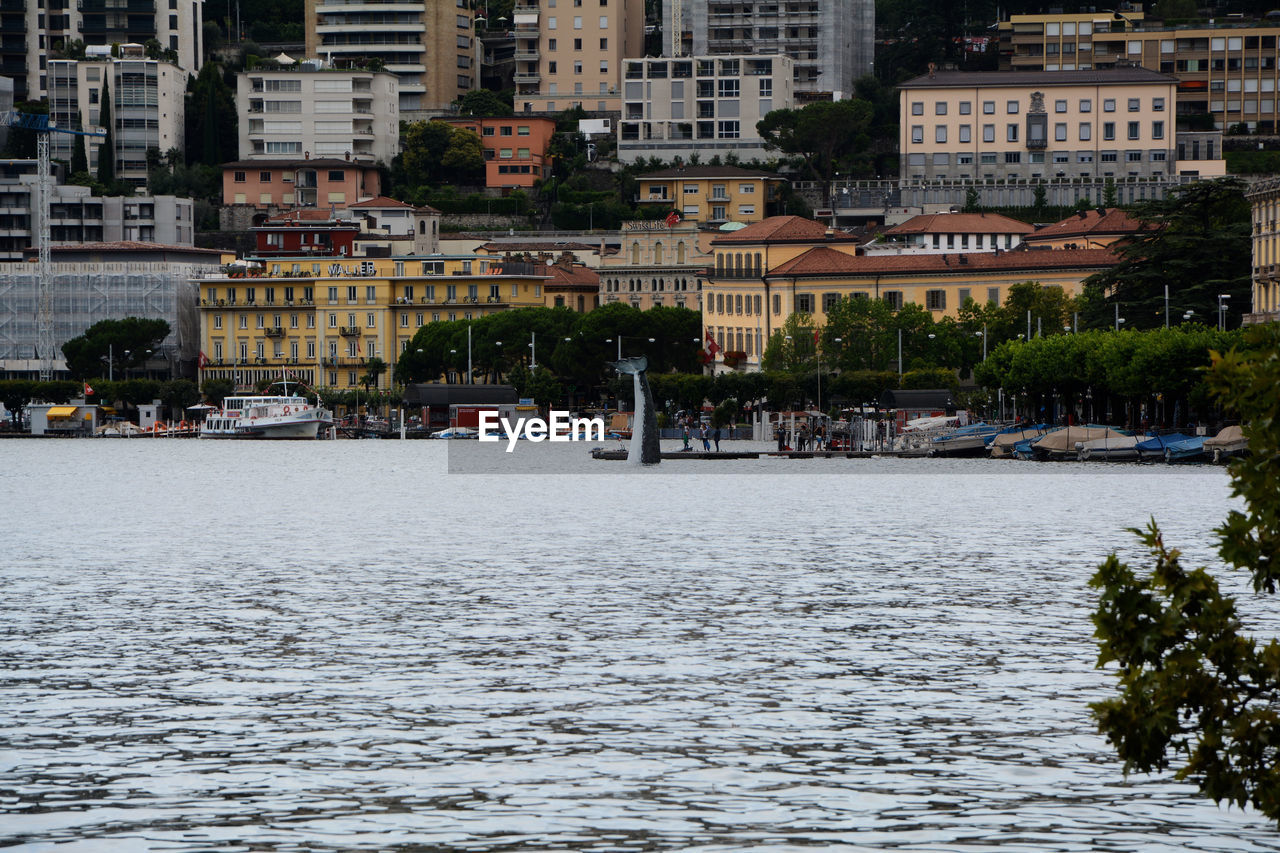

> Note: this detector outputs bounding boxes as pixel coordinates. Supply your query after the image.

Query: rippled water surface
[3,440,1278,851]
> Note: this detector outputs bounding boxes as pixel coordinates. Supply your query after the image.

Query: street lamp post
[1218,293,1231,331]
[529,332,536,370]
[449,348,457,383]
[468,324,473,384]
[1114,303,1124,332]
[976,324,986,361]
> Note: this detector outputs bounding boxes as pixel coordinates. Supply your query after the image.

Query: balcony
[264,327,285,338]
[339,326,362,337]
[514,71,541,83]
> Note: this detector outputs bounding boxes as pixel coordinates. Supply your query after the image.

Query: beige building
[599,221,708,310]
[999,8,1280,133]
[47,53,187,188]
[866,212,1033,255]
[1245,176,1280,325]
[635,166,787,225]
[617,55,795,164]
[237,67,400,164]
[513,0,646,114]
[305,0,474,114]
[899,68,1225,183]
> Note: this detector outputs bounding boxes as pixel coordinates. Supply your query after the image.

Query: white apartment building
[237,67,400,164]
[663,0,872,101]
[0,0,203,103]
[618,54,795,163]
[513,0,646,114]
[863,213,1034,255]
[47,52,187,188]
[305,0,474,114]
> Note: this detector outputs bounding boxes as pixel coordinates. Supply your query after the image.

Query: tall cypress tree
[96,80,115,185]
[70,109,88,175]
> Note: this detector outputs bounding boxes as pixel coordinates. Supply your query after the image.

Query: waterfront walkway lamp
[976,325,986,361]
[1218,293,1231,331]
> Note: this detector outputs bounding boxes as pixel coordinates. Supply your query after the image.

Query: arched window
[754,252,762,275]
[735,253,744,276]
[631,242,641,264]
[419,220,426,235]
[677,241,686,263]
[654,242,664,264]
[716,253,724,275]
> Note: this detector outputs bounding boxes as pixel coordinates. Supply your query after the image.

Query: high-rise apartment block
[999,7,1280,132]
[47,51,187,188]
[236,68,400,164]
[662,0,873,101]
[0,0,204,102]
[304,0,475,114]
[512,0,646,114]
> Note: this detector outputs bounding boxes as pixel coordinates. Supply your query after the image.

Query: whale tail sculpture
[611,356,661,465]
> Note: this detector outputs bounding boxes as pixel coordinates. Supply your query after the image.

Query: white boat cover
[1032,426,1128,453]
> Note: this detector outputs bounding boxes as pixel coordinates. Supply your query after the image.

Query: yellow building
[197,255,552,391]
[634,166,786,225]
[1245,175,1280,324]
[599,221,709,310]
[702,215,1117,369]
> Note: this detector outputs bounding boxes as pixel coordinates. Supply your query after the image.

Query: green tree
[1082,177,1251,331]
[185,62,237,168]
[440,127,486,180]
[454,88,514,117]
[761,313,818,372]
[60,317,171,380]
[159,379,201,418]
[757,99,874,199]
[96,80,114,185]
[70,110,88,175]
[201,377,234,407]
[1091,322,1280,822]
[359,357,388,391]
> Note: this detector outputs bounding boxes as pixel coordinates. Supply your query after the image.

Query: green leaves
[1091,324,1280,823]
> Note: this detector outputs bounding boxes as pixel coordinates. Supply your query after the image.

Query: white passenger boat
[200,384,333,439]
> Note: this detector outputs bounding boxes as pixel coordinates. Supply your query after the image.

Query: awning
[47,406,78,418]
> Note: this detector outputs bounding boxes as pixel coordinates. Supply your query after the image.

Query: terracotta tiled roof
[712,216,858,245]
[764,246,1118,278]
[480,241,598,252]
[349,195,415,209]
[545,263,600,288]
[884,212,1034,236]
[1024,208,1147,242]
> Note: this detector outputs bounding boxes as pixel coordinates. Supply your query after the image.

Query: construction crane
[0,110,105,380]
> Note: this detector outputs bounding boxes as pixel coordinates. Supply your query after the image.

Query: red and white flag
[83,381,94,396]
[705,329,721,356]
[197,351,208,370]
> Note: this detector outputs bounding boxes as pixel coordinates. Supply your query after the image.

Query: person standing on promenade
[712,426,722,451]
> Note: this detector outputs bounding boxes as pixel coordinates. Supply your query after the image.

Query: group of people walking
[774,422,825,452]
[680,418,723,452]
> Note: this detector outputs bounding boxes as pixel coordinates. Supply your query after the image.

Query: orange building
[439,117,558,189]
[221,158,383,210]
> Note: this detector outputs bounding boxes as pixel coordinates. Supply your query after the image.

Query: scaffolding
[0,261,212,378]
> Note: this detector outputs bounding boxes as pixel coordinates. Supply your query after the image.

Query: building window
[959,125,971,143]
[1007,124,1018,142]
[987,287,1000,305]
[911,101,923,115]
[959,101,971,115]
[982,101,995,114]
[1128,121,1140,140]
[1152,120,1164,139]
[796,293,814,313]
[1153,98,1165,112]
[911,125,923,143]
[1080,122,1091,141]
[1103,99,1116,112]
[1128,98,1140,112]
[1007,100,1019,114]
[1080,99,1092,112]
[1055,123,1067,141]
[935,126,947,143]
[935,102,947,115]
[1104,122,1115,141]
[718,121,740,138]
[983,124,994,143]
[926,290,946,311]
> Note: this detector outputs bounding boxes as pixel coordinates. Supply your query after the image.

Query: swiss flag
[198,351,208,370]
[83,381,94,396]
[705,329,721,356]
[664,210,681,228]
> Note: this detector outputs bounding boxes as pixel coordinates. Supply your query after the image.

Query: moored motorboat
[1163,436,1208,463]
[1030,425,1128,461]
[928,422,1000,457]
[1077,433,1142,461]
[1204,424,1248,463]
[989,426,1048,459]
[1134,432,1196,462]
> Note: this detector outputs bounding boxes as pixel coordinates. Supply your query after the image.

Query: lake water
[2,439,1278,851]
